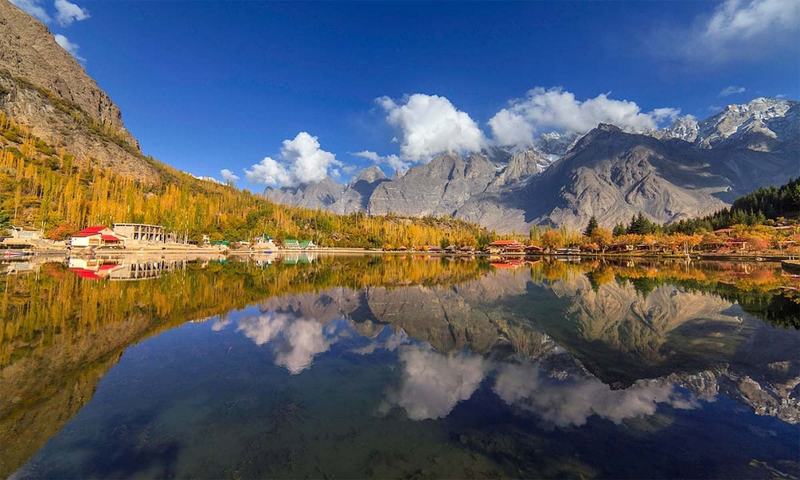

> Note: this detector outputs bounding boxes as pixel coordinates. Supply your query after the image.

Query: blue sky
[11,0,800,190]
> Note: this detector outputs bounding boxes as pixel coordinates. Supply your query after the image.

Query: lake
[2,254,799,478]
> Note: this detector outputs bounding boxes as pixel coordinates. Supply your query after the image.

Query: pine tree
[584,216,599,236]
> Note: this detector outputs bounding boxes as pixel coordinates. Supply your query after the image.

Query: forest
[0,112,492,248]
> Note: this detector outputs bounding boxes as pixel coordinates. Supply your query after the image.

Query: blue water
[4,256,800,478]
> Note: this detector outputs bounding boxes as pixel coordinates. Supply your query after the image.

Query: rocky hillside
[0,0,160,182]
[265,166,388,215]
[267,98,799,232]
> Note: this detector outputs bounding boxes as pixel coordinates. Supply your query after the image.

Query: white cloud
[493,362,698,427]
[489,87,680,148]
[219,169,239,184]
[378,94,486,162]
[353,150,411,175]
[658,0,800,62]
[381,346,486,420]
[236,312,332,374]
[703,0,798,43]
[719,86,746,97]
[10,0,50,23]
[245,132,341,187]
[53,34,84,61]
[54,0,89,26]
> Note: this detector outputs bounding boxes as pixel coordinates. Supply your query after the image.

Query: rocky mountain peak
[655,115,700,142]
[352,165,387,185]
[696,97,796,149]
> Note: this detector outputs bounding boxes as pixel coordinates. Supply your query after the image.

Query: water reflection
[382,346,487,420]
[234,312,334,374]
[2,255,799,478]
[492,360,698,427]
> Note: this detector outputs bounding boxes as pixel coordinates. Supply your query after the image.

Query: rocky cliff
[0,0,160,182]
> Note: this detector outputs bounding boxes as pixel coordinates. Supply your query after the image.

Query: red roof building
[70,226,124,248]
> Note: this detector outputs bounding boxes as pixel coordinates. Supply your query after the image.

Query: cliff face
[0,0,160,182]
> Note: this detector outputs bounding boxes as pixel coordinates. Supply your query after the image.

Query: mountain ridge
[266,98,799,232]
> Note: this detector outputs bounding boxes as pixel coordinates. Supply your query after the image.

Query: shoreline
[3,246,799,262]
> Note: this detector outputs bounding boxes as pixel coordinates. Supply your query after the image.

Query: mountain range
[266,97,799,232]
[2,0,797,234]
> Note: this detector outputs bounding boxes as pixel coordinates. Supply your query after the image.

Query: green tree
[584,216,599,236]
[0,208,10,236]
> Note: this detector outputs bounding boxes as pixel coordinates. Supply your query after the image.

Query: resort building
[486,240,525,254]
[283,239,301,249]
[112,223,165,243]
[253,235,278,251]
[70,226,124,248]
[282,239,317,250]
[9,226,43,241]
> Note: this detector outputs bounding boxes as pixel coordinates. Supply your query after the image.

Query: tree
[584,216,599,236]
[612,223,626,236]
[627,213,657,235]
[541,229,564,250]
[0,208,10,236]
[590,227,613,253]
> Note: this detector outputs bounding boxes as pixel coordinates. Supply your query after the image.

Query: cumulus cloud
[489,87,681,148]
[719,86,746,97]
[381,346,486,420]
[493,362,698,427]
[10,0,50,23]
[219,168,239,184]
[353,150,411,175]
[245,132,341,187]
[236,312,332,374]
[53,34,84,61]
[378,94,486,162]
[54,0,89,26]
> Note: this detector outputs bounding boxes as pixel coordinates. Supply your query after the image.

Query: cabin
[283,239,301,250]
[609,243,635,253]
[253,235,278,251]
[524,245,544,254]
[299,240,317,249]
[487,240,525,254]
[725,238,749,252]
[554,247,581,255]
[70,226,125,248]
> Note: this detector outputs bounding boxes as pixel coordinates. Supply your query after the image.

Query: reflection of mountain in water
[226,261,799,425]
[2,256,799,476]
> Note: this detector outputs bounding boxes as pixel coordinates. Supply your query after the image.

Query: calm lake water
[2,254,799,478]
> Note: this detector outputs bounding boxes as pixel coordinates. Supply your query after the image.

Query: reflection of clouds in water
[383,346,487,420]
[493,362,698,427]
[351,328,410,355]
[236,312,331,374]
[211,318,231,331]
